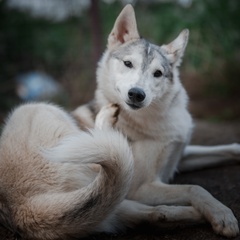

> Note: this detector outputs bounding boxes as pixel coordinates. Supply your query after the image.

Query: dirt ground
[0,120,240,240]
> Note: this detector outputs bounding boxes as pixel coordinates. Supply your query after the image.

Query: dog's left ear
[108,4,140,50]
[161,29,189,66]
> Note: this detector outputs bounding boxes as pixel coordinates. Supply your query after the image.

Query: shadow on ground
[0,120,240,240]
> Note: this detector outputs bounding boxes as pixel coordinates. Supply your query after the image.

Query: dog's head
[97,4,189,112]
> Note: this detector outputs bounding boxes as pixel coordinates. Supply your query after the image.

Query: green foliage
[131,0,240,71]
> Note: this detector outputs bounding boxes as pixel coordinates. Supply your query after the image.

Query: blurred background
[0,0,240,125]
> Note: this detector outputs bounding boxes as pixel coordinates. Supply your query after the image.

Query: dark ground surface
[0,120,240,240]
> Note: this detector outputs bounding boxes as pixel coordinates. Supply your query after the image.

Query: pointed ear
[161,29,189,66]
[108,4,140,50]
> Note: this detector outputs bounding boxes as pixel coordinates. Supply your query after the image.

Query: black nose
[128,88,146,103]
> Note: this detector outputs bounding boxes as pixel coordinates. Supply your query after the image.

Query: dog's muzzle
[126,87,146,110]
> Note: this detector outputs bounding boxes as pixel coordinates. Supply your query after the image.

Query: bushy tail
[29,129,133,239]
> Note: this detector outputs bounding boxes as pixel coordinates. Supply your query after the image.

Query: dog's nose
[128,88,146,103]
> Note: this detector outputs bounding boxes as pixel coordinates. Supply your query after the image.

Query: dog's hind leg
[72,101,96,130]
[95,104,120,130]
[179,143,240,172]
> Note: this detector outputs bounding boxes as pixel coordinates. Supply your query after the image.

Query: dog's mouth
[126,102,143,110]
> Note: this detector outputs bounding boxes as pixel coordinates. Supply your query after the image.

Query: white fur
[73,4,240,237]
[0,102,134,239]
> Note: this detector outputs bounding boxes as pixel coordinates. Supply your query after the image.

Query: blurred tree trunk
[89,0,103,67]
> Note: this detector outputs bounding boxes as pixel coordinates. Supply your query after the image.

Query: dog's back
[0,103,133,239]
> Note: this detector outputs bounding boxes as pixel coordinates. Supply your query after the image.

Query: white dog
[73,4,240,237]
[0,4,239,240]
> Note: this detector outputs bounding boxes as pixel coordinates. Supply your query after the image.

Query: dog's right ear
[108,4,140,50]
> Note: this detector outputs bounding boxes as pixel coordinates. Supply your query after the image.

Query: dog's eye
[153,70,162,78]
[123,61,133,68]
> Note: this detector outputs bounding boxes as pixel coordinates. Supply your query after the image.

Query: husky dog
[73,4,240,237]
[1,4,239,240]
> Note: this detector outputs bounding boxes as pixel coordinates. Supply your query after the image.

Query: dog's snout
[128,88,146,103]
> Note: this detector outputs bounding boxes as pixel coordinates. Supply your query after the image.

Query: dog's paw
[100,104,120,126]
[108,103,120,126]
[210,207,239,237]
[95,104,120,130]
[230,143,240,160]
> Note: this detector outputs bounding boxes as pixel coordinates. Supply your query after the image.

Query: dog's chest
[116,111,191,143]
[116,115,153,141]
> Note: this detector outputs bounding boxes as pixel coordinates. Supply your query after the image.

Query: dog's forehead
[139,40,170,71]
[110,39,170,71]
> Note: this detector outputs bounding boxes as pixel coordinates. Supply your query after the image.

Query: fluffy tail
[28,129,133,239]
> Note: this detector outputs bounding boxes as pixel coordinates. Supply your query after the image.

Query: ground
[0,120,240,240]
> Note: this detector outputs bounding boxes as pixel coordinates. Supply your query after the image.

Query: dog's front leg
[179,144,240,172]
[131,181,239,237]
[99,199,203,232]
